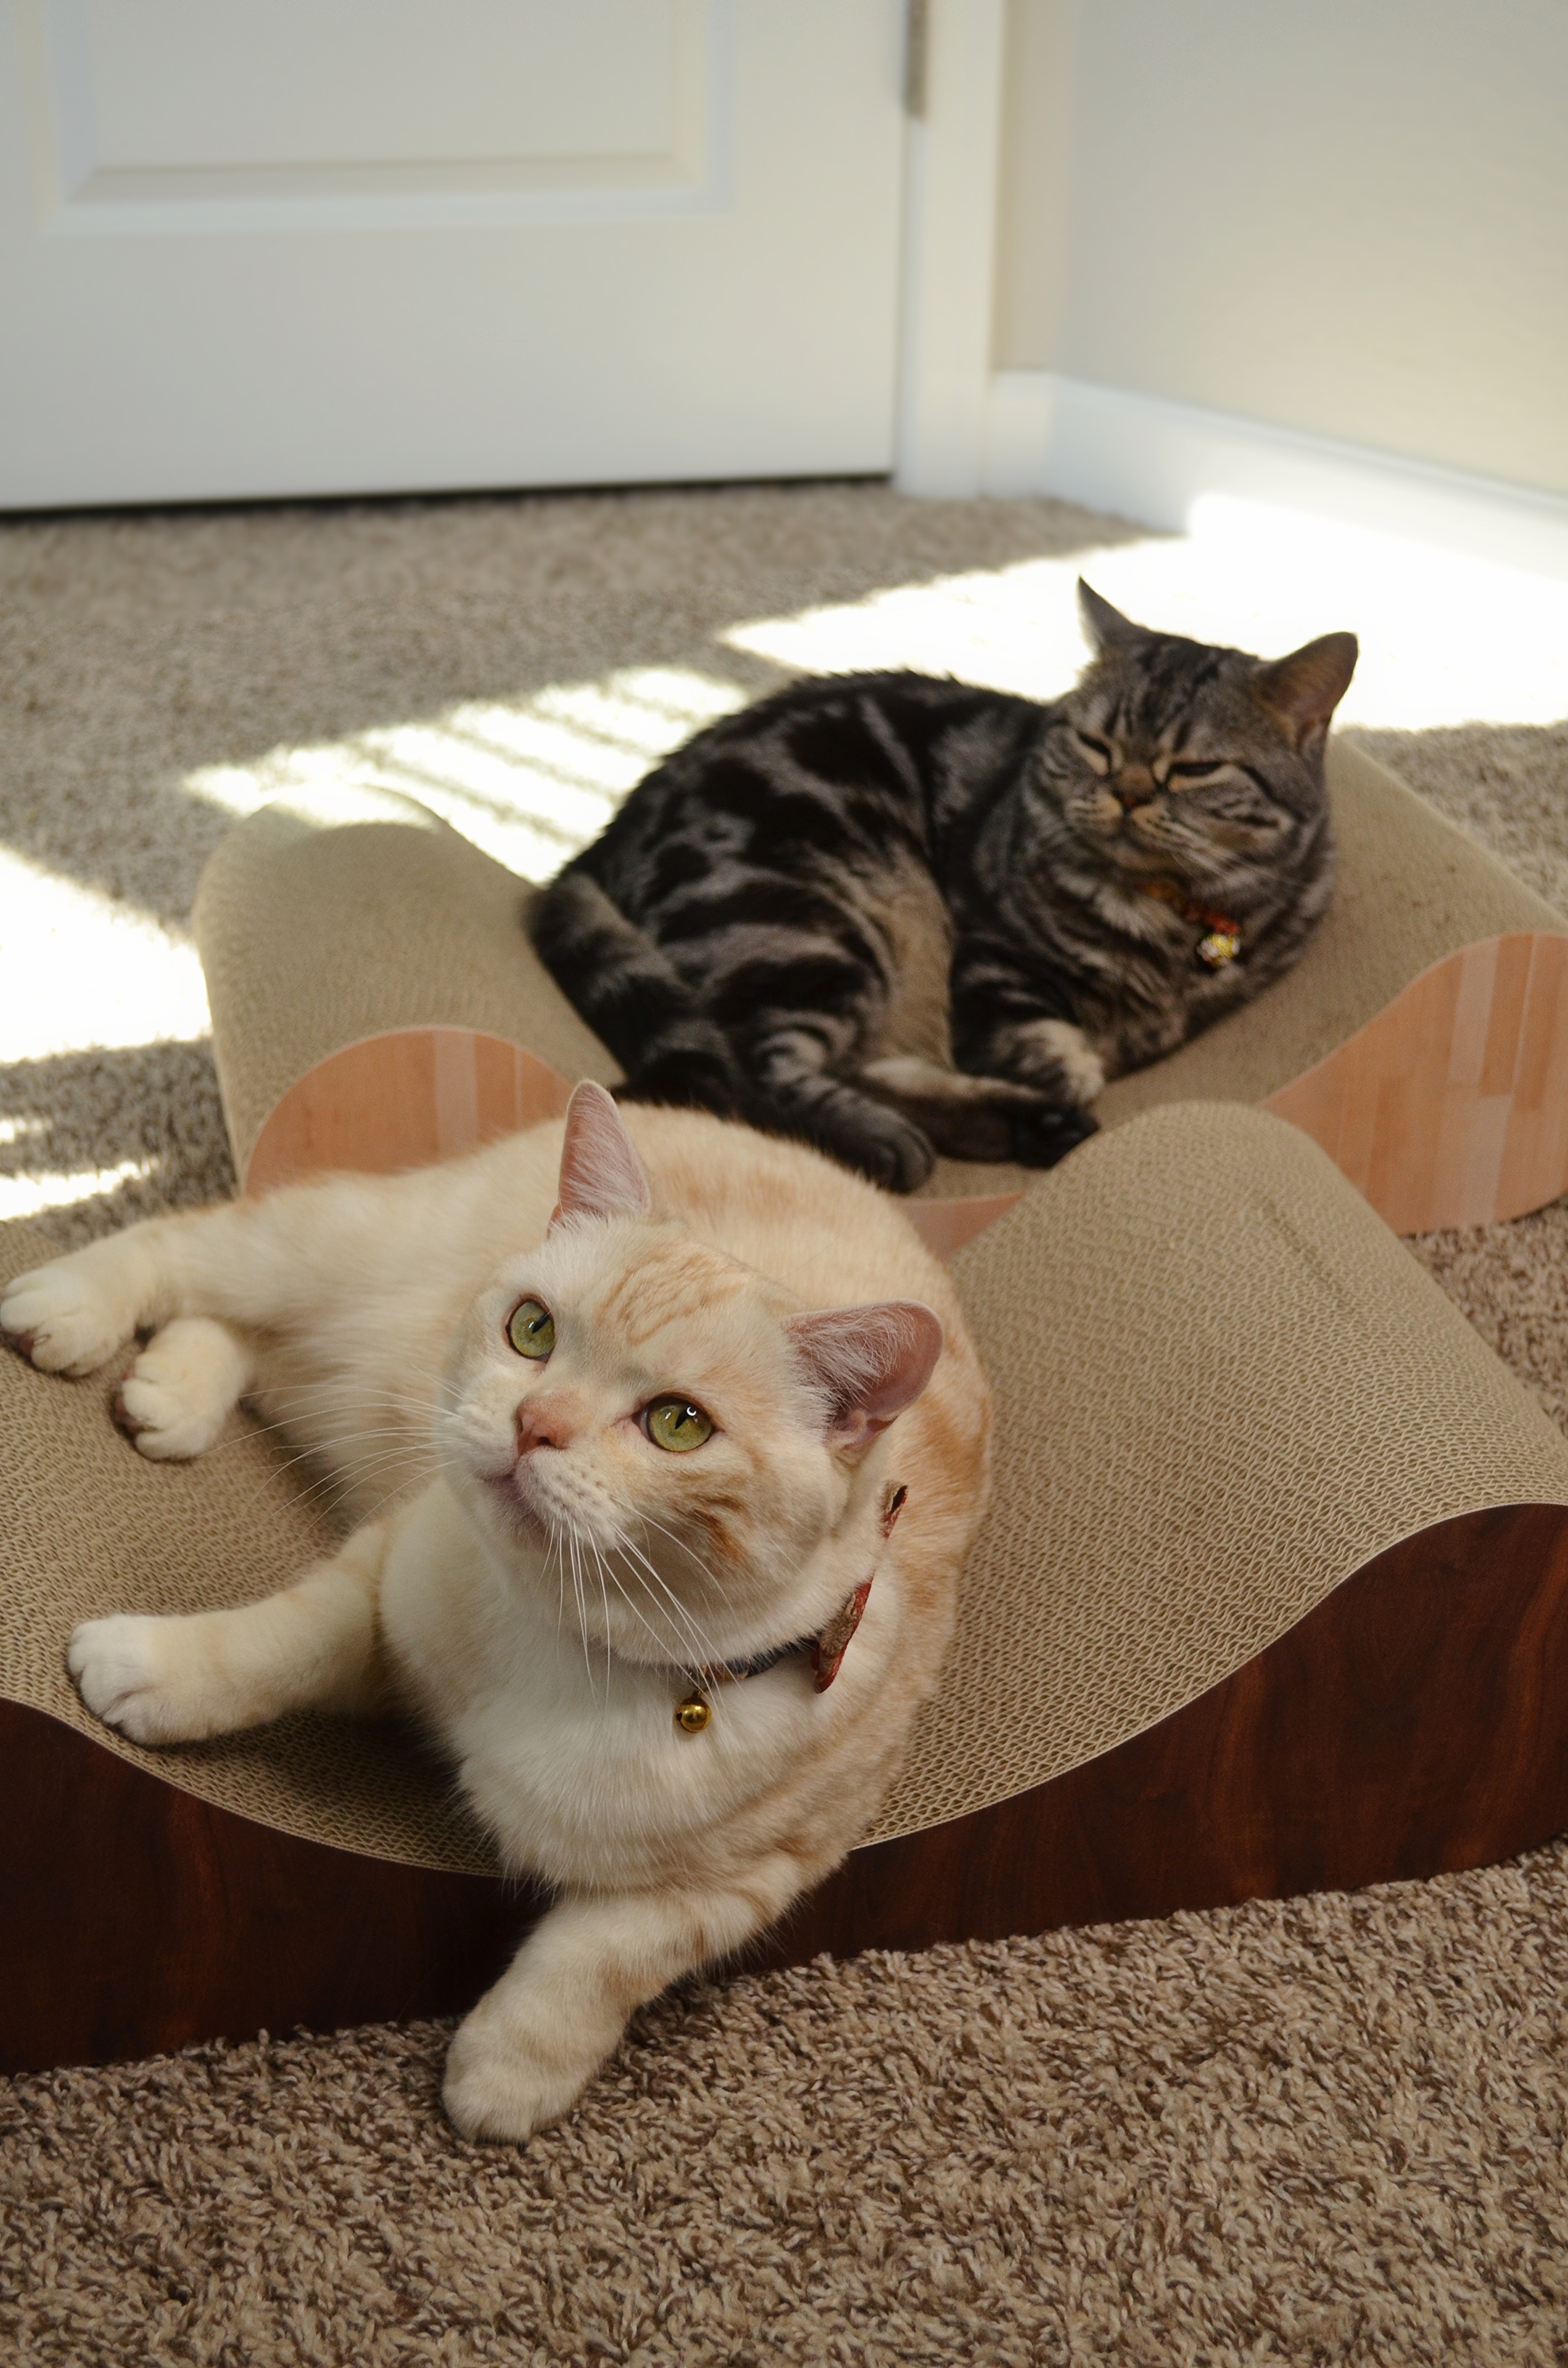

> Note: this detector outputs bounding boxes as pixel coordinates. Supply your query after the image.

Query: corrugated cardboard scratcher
[7,738,1568,2074]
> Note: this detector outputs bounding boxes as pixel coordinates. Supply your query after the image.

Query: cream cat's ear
[550,1081,654,1227]
[785,1301,943,1452]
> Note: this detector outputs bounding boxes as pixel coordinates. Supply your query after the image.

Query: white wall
[994,0,1568,500]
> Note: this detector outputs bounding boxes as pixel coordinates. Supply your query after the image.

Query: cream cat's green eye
[506,1299,555,1359]
[645,1396,714,1452]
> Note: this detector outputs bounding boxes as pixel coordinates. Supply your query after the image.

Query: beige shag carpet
[4,483,1568,2365]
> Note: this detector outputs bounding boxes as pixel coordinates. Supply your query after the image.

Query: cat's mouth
[481,1462,550,1536]
[1100,830,1173,874]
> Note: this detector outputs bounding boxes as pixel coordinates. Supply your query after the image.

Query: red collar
[1138,879,1243,968]
[674,1485,906,1731]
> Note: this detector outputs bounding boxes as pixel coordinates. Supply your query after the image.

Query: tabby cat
[531,584,1357,1191]
[2,1085,990,2141]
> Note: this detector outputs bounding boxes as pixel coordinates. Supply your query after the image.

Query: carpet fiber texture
[4,483,1568,2364]
[6,1855,1567,2366]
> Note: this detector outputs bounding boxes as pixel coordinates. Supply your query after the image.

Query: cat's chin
[477,1467,549,1539]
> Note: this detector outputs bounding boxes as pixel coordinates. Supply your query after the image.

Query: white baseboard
[984,372,1568,581]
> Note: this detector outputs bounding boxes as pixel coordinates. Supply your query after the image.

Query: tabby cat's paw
[1,1261,125,1376]
[67,1615,207,1744]
[1009,1102,1099,1169]
[443,2009,597,2145]
[840,1113,935,1196]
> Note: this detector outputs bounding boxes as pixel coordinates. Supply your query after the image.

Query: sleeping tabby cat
[531,583,1357,1190]
[2,1084,990,2141]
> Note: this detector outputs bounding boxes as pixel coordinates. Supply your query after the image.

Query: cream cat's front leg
[443,1855,811,2143]
[67,1515,396,1744]
[2,1224,255,1458]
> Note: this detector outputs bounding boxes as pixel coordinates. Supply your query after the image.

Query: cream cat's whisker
[605,1525,724,1677]
[281,1451,436,1522]
[565,1522,598,1701]
[221,1440,439,1532]
[597,1557,699,1676]
[547,1527,569,1647]
[242,1436,438,1508]
[248,1375,442,1424]
[604,1532,711,1673]
[634,1511,728,1600]
[583,1531,613,1690]
[190,1407,430,1457]
[586,1535,630,1691]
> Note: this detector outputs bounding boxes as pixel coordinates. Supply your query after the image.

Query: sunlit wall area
[994,0,1568,500]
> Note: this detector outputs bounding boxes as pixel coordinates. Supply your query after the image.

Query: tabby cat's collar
[1139,879,1244,968]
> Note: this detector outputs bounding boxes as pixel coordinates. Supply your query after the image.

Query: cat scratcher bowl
[196,739,1568,1240]
[8,742,1568,2073]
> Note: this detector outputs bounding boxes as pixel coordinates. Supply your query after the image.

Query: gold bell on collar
[1197,927,1241,969]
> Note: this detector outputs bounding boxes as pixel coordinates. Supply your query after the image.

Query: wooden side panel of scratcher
[244,1028,573,1195]
[8,1502,1567,2076]
[1266,933,1568,1234]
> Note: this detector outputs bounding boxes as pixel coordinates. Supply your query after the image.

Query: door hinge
[904,0,929,118]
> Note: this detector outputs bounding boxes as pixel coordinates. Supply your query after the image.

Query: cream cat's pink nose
[515,1394,580,1454]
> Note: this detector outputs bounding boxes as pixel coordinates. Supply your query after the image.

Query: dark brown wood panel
[762,1502,1568,1966]
[0,1703,538,2075]
[7,1503,1568,2075]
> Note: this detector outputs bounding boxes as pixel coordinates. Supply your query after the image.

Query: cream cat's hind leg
[116,1317,254,1459]
[68,1516,395,1744]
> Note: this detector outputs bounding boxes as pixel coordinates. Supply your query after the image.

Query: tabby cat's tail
[529,869,748,1114]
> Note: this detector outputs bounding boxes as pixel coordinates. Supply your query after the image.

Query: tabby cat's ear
[1077,579,1144,653]
[1254,631,1359,752]
[551,1081,654,1227]
[785,1300,943,1452]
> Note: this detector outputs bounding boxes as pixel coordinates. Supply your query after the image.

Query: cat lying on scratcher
[532,583,1358,1189]
[2,1085,990,2142]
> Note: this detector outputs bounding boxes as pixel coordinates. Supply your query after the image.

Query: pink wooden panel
[243,1026,1023,1259]
[244,1028,574,1196]
[1266,933,1568,1233]
[243,933,1568,1250]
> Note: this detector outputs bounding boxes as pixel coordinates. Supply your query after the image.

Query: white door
[0,1,909,507]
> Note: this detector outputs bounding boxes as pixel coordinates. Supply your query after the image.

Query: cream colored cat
[2,1085,991,2141]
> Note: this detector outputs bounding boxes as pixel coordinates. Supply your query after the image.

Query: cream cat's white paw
[1,1260,127,1376]
[67,1614,217,1744]
[442,2004,600,2144]
[116,1318,250,1459]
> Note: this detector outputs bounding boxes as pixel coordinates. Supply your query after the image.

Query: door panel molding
[1,1,904,505]
[21,0,730,234]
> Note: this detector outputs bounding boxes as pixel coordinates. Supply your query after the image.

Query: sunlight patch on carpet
[725,504,1568,731]
[0,846,208,1064]
[184,665,748,880]
[0,1156,154,1222]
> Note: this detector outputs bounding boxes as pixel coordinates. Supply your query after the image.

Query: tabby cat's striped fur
[531,584,1357,1192]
